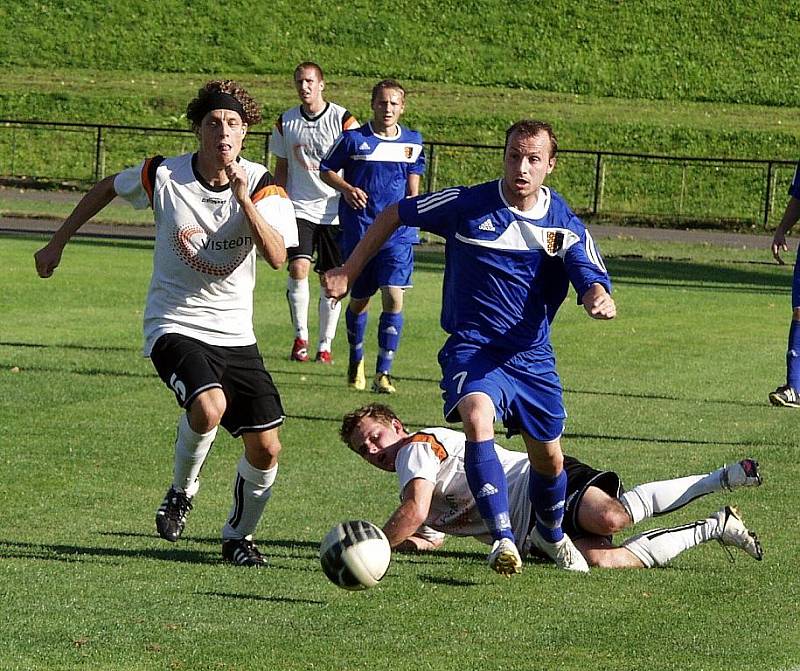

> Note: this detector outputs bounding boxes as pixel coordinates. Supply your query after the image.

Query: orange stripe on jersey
[140,157,156,207]
[252,184,288,205]
[406,431,448,462]
[343,115,359,130]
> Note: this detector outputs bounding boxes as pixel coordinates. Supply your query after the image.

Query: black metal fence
[1,119,795,229]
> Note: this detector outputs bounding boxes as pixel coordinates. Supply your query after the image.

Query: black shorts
[149,333,285,438]
[561,455,624,540]
[287,218,342,274]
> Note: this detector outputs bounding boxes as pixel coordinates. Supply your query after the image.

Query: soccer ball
[319,520,392,590]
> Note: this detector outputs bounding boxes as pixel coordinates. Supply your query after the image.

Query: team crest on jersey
[404,146,413,159]
[546,230,564,254]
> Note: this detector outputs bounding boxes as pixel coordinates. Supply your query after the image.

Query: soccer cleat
[222,538,266,567]
[155,486,193,542]
[721,458,762,491]
[347,359,366,390]
[768,385,800,407]
[528,528,590,573]
[290,338,309,362]
[488,538,522,577]
[315,350,333,364]
[372,372,396,394]
[714,505,763,561]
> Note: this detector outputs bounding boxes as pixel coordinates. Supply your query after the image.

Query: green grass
[1,233,798,670]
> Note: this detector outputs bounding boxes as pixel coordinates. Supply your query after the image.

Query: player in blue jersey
[769,162,800,407]
[319,79,425,395]
[324,119,616,575]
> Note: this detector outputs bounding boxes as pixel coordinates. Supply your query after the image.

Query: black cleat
[222,538,266,567]
[155,486,193,542]
[768,385,800,408]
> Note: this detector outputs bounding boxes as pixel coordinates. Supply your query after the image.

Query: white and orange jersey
[114,153,298,355]
[395,427,532,547]
[269,102,358,225]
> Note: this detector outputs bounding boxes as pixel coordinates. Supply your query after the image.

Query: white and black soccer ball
[320,520,391,591]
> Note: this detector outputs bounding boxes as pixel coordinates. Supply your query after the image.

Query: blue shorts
[349,244,413,300]
[438,339,566,442]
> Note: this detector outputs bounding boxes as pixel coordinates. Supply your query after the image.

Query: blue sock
[529,469,567,543]
[377,311,403,374]
[346,309,367,364]
[464,439,514,542]
[787,319,800,389]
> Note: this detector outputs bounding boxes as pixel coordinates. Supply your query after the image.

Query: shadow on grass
[200,591,324,605]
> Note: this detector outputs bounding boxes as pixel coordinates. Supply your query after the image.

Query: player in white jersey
[34,80,298,567]
[340,404,764,568]
[270,62,359,364]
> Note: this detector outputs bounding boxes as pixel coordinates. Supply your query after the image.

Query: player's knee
[189,391,226,432]
[594,504,631,535]
[792,307,800,320]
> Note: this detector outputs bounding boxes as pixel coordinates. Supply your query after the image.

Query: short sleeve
[113,162,150,210]
[269,116,287,159]
[395,442,440,493]
[253,185,299,248]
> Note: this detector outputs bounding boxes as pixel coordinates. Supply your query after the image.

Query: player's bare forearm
[581,283,616,320]
[342,204,402,278]
[34,174,118,278]
[406,173,421,198]
[320,170,367,209]
[772,196,800,264]
[242,201,287,269]
[394,534,444,553]
[382,481,434,548]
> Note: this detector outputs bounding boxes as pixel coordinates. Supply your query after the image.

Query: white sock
[287,277,310,340]
[222,457,278,540]
[619,467,726,524]
[172,413,217,498]
[318,294,342,352]
[622,513,721,567]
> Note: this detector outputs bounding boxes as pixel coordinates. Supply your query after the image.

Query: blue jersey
[789,162,800,199]
[398,179,612,353]
[319,122,425,255]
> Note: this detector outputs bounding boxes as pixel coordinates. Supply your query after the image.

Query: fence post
[592,152,604,215]
[426,143,436,194]
[93,126,104,181]
[763,161,774,230]
[264,133,270,170]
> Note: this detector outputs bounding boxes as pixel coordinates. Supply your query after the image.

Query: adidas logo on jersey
[476,482,499,499]
[359,141,371,150]
[478,219,496,232]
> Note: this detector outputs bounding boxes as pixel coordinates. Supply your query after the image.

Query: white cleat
[721,458,762,490]
[488,538,522,577]
[714,506,763,561]
[528,528,589,573]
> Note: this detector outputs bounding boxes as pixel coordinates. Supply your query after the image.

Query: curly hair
[339,403,403,449]
[186,79,263,129]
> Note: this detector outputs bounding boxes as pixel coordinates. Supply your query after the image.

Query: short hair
[371,79,406,105]
[339,403,403,449]
[186,80,262,130]
[294,61,324,81]
[504,119,558,158]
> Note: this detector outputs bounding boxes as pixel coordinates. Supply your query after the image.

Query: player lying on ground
[340,404,764,568]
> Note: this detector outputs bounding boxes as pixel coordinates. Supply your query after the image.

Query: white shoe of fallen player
[529,528,589,573]
[487,538,522,577]
[714,506,763,561]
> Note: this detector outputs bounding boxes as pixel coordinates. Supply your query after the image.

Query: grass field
[2,233,798,670]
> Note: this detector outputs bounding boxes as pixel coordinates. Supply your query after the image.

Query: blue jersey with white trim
[319,122,425,254]
[397,179,612,352]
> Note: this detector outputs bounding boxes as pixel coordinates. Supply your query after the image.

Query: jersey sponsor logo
[202,197,227,206]
[171,223,252,276]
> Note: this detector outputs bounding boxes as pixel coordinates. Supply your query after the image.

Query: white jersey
[114,153,298,355]
[395,428,532,546]
[269,101,357,225]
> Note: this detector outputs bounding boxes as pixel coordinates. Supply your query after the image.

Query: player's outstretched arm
[34,174,118,278]
[772,196,800,265]
[382,477,435,549]
[581,283,616,320]
[323,203,403,300]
